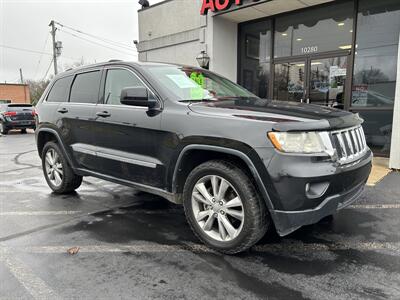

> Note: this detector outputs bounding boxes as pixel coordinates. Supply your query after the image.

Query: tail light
[31,110,37,116]
[4,111,17,117]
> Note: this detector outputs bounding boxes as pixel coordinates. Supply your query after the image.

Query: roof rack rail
[108,59,122,62]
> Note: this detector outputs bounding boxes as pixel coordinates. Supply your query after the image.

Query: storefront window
[351,0,400,157]
[351,0,400,108]
[274,2,353,58]
[238,20,271,98]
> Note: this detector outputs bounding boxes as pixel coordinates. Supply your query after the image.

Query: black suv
[35,61,372,254]
[0,103,36,134]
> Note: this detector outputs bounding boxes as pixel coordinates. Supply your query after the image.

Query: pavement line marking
[348,204,400,209]
[6,241,400,254]
[0,249,59,299]
[0,211,82,216]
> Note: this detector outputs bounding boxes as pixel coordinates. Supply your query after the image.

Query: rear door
[90,67,165,188]
[54,69,102,170]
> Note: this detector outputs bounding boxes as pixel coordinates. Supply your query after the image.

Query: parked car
[0,103,36,134]
[35,61,372,254]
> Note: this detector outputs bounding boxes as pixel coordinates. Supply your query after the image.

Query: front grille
[331,126,367,164]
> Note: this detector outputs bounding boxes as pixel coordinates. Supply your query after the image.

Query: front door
[273,53,349,108]
[91,67,165,188]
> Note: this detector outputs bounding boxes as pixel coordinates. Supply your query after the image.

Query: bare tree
[26,79,51,105]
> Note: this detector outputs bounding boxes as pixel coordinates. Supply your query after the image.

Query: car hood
[188,99,363,131]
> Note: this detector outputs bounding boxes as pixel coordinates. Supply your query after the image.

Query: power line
[0,43,80,61]
[42,57,54,81]
[58,29,137,57]
[33,32,51,79]
[55,21,137,52]
[0,44,53,56]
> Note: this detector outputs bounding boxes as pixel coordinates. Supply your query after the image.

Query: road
[1,131,400,299]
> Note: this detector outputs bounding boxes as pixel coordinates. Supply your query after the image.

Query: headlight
[267,131,326,153]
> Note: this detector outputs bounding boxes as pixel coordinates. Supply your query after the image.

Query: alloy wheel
[191,175,244,242]
[44,148,64,187]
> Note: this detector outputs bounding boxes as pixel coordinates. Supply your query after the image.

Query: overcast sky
[0,0,163,83]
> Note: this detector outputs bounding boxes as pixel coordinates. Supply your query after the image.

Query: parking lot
[0,131,400,299]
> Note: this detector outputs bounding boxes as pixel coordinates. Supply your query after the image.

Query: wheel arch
[36,128,75,168]
[172,144,275,211]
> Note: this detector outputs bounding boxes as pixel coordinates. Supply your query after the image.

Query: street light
[196,50,210,69]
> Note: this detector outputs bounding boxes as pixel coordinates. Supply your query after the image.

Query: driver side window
[104,69,145,105]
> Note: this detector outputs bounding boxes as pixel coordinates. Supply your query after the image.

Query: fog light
[305,182,330,199]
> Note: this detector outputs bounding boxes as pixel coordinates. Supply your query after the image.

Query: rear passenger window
[70,71,101,104]
[47,76,73,102]
[104,69,145,105]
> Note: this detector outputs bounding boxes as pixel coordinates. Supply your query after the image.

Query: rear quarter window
[47,76,73,103]
[70,71,101,104]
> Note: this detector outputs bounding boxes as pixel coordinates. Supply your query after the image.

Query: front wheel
[183,160,269,254]
[42,141,82,194]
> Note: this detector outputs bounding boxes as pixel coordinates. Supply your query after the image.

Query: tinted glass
[104,69,144,105]
[239,20,271,98]
[273,62,305,102]
[351,0,400,107]
[309,56,348,108]
[47,76,72,102]
[274,2,353,58]
[70,71,101,104]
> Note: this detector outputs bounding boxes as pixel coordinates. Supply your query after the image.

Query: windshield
[145,65,258,102]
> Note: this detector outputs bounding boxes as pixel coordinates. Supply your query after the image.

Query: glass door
[273,54,349,108]
[308,56,348,108]
[273,61,306,102]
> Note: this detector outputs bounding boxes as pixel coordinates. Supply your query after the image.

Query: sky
[0,0,163,83]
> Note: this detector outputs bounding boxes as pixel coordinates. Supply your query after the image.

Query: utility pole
[49,20,58,75]
[19,68,24,84]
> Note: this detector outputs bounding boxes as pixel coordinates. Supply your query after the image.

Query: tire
[21,129,27,134]
[0,122,8,135]
[42,141,82,194]
[183,160,269,254]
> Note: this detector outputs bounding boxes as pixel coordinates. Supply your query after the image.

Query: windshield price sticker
[190,72,205,87]
[301,46,318,54]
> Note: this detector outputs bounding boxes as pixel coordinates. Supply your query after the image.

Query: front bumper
[263,149,372,236]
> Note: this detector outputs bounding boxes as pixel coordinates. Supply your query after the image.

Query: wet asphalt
[0,130,400,300]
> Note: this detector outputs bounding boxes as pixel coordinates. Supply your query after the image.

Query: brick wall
[0,84,31,104]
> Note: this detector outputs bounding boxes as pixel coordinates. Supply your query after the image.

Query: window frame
[45,75,73,103]
[99,66,161,108]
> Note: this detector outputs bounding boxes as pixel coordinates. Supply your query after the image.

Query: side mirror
[120,87,157,109]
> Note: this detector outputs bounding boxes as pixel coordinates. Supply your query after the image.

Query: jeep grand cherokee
[35,61,372,254]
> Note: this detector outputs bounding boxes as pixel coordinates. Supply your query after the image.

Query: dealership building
[137,0,400,169]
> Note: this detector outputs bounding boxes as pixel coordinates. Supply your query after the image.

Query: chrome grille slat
[336,133,347,158]
[351,130,360,152]
[345,131,354,155]
[330,126,368,164]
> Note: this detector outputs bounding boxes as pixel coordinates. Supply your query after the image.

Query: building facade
[0,83,31,104]
[137,0,400,169]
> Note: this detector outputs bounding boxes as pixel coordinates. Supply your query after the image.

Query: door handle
[57,107,68,114]
[96,111,111,118]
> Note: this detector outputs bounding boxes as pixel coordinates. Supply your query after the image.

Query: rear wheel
[21,129,27,134]
[0,122,8,134]
[183,160,269,254]
[42,141,82,194]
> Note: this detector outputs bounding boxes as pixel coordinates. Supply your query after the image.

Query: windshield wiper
[179,99,215,103]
